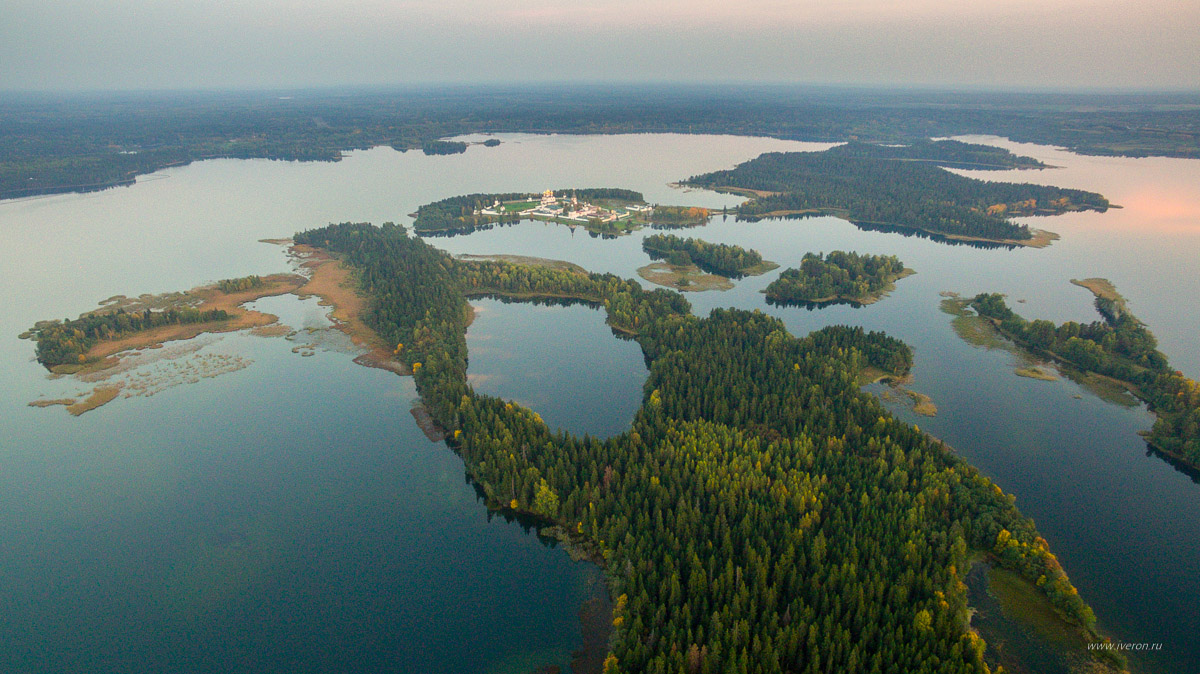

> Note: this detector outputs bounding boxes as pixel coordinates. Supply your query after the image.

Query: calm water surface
[2,133,1198,672]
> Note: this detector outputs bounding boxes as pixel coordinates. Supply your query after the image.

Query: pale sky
[2,0,1198,91]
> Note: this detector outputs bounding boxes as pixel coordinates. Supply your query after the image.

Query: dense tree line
[685,147,1109,242]
[3,87,1196,199]
[216,275,265,293]
[824,140,1046,170]
[421,140,469,155]
[650,206,712,227]
[413,192,533,232]
[642,234,766,277]
[568,188,645,202]
[30,306,230,367]
[765,252,907,305]
[293,222,1109,674]
[972,293,1200,470]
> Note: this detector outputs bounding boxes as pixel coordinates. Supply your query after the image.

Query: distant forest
[2,86,1198,198]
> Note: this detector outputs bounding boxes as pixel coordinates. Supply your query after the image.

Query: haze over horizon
[3,0,1198,92]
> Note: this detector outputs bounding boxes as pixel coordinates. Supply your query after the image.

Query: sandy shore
[291,243,410,376]
[60,273,306,375]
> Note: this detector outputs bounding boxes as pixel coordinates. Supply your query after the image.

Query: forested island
[3,87,1197,200]
[288,221,1122,674]
[637,235,776,291]
[641,234,776,278]
[765,251,912,306]
[684,140,1110,245]
[969,285,1200,471]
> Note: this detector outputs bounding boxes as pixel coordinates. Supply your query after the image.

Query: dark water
[2,133,1199,672]
[466,298,648,440]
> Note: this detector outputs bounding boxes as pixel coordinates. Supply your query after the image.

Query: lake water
[1,132,1198,672]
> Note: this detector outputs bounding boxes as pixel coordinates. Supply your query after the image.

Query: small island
[637,234,777,291]
[970,282,1200,471]
[764,251,913,306]
[683,139,1110,246]
[413,188,710,236]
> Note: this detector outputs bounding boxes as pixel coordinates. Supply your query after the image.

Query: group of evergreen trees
[765,252,907,305]
[642,234,766,278]
[824,140,1047,170]
[421,140,469,155]
[30,306,230,367]
[684,142,1109,242]
[413,192,533,232]
[216,275,265,293]
[650,206,712,228]
[972,293,1200,469]
[292,222,1104,674]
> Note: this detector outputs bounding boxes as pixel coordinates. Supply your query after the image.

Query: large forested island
[765,251,912,306]
[282,221,1122,674]
[684,140,1110,245]
[969,287,1200,471]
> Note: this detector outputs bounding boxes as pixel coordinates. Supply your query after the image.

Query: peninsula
[26,273,304,373]
[287,221,1121,674]
[970,283,1200,471]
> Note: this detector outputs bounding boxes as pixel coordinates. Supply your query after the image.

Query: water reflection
[2,132,1199,673]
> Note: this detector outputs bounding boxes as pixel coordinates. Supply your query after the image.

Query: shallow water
[2,132,1198,672]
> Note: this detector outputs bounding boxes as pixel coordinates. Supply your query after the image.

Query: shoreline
[636,261,734,292]
[289,243,410,375]
[54,272,306,376]
[966,556,1128,674]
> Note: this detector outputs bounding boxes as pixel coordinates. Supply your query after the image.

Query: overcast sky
[3,0,1198,91]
